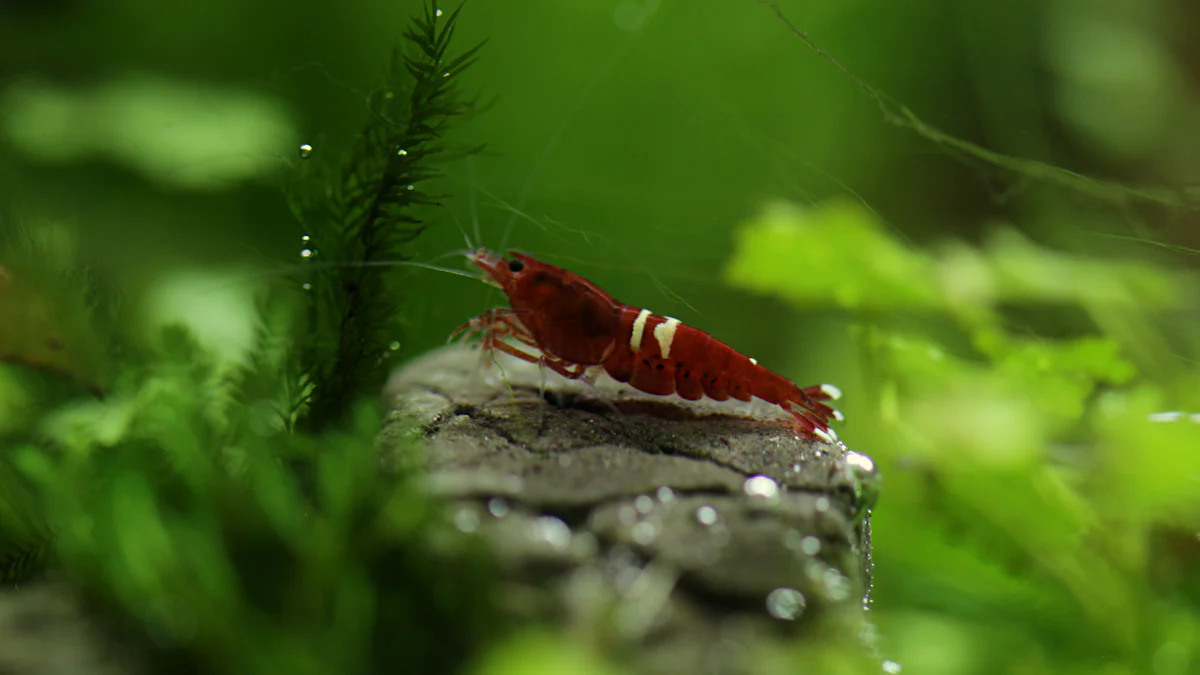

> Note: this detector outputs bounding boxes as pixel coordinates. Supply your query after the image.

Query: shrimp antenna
[500,34,636,251]
[331,259,481,280]
[467,154,484,251]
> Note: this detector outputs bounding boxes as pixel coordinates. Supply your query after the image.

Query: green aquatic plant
[726,197,1200,674]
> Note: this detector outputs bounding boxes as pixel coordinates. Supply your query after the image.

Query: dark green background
[4,0,1199,673]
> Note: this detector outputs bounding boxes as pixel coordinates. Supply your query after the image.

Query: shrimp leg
[456,310,591,381]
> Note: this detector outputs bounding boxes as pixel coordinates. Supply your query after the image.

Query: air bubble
[405,184,415,190]
[298,143,313,159]
[618,506,638,526]
[301,283,311,291]
[743,474,779,499]
[815,496,831,512]
[531,516,571,551]
[801,536,822,555]
[695,505,718,526]
[454,508,479,533]
[631,520,658,545]
[845,450,875,474]
[634,495,654,514]
[299,249,314,259]
[765,588,806,620]
[487,497,509,518]
[397,148,408,156]
[301,234,311,242]
[823,568,851,601]
[882,661,903,674]
[388,341,400,351]
[435,7,443,16]
[655,486,675,503]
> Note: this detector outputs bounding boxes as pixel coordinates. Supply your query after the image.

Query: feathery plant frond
[292,0,486,433]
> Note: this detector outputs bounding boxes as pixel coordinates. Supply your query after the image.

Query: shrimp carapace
[454,248,842,441]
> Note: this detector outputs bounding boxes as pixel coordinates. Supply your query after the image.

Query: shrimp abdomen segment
[603,305,835,431]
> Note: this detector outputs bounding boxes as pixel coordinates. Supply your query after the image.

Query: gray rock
[0,582,135,675]
[382,344,880,674]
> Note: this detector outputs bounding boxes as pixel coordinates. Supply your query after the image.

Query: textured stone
[382,344,880,673]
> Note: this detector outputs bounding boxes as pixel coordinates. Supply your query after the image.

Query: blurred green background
[2,0,1200,673]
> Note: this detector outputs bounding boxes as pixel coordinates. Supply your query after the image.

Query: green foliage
[0,2,502,672]
[288,1,485,432]
[726,197,1200,674]
[2,326,497,673]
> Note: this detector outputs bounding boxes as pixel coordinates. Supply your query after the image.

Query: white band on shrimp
[630,309,651,353]
[820,384,842,400]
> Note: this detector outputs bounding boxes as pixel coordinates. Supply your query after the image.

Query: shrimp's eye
[507,259,525,273]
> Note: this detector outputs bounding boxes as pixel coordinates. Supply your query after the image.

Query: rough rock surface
[381,344,880,674]
[0,582,134,675]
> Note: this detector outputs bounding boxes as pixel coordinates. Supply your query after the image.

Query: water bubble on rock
[619,505,638,526]
[783,529,804,551]
[656,486,675,503]
[487,497,509,518]
[846,450,876,474]
[765,587,807,620]
[453,507,479,533]
[743,474,779,498]
[815,496,831,513]
[631,520,658,545]
[634,494,654,514]
[695,505,719,526]
[801,535,822,555]
[531,515,572,551]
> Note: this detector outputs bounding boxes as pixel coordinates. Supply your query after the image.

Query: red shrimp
[451,249,842,442]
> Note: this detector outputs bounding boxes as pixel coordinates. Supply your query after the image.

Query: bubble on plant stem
[397,148,408,156]
[301,234,310,242]
[405,184,415,190]
[298,143,313,159]
[299,249,313,259]
[882,660,903,674]
[435,7,443,16]
[388,341,400,351]
[301,282,311,291]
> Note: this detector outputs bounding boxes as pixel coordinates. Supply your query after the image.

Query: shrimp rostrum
[452,249,843,442]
